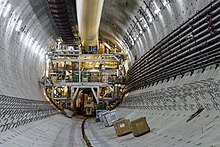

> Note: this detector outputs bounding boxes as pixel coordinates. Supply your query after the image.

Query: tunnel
[1,0,220,146]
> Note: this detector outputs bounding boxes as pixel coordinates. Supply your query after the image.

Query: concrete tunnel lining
[1,0,220,146]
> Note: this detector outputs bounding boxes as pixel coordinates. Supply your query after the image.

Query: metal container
[130,117,150,137]
[102,110,119,127]
[113,119,131,137]
[99,111,108,122]
[95,110,105,121]
[64,109,74,118]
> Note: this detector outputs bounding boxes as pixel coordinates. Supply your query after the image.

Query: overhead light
[36,45,41,51]
[149,17,153,23]
[163,0,168,6]
[147,10,153,23]
[153,1,160,14]
[20,32,25,41]
[3,3,12,17]
[154,8,160,14]
[134,37,137,41]
[140,30,143,34]
[28,37,34,47]
[15,19,22,32]
[33,41,38,51]
[128,35,134,45]
[26,32,30,37]
[25,32,30,43]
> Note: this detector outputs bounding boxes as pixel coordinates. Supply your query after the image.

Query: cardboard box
[130,117,150,137]
[113,119,131,137]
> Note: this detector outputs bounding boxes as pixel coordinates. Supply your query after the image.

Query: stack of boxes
[96,109,151,137]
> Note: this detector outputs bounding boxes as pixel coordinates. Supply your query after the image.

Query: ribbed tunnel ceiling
[99,0,212,63]
[100,0,139,43]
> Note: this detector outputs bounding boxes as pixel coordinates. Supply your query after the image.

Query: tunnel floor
[0,115,85,147]
[1,107,220,147]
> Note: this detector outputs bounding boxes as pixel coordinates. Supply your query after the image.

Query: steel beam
[45,82,111,87]
[51,58,118,62]
[53,97,67,100]
[72,87,79,101]
[91,87,99,104]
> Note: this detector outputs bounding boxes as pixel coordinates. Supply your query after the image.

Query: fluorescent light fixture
[163,0,168,6]
[33,41,38,51]
[154,8,160,14]
[128,35,134,45]
[26,32,30,38]
[147,10,153,23]
[34,41,38,46]
[28,37,34,47]
[20,32,25,41]
[163,0,167,6]
[149,17,153,23]
[140,30,143,34]
[153,1,160,14]
[36,45,41,51]
[24,32,31,44]
[3,3,12,17]
[15,19,22,32]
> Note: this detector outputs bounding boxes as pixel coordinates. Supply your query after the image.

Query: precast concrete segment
[0,95,58,133]
[0,115,86,147]
[116,65,220,146]
[122,65,220,112]
[100,0,213,62]
[0,0,56,99]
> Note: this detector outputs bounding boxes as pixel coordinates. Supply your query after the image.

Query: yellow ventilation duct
[76,0,104,47]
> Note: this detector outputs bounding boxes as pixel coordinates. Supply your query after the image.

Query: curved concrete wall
[1,0,220,146]
[114,65,220,146]
[0,0,214,99]
[100,0,212,64]
[0,0,55,100]
[122,64,220,111]
[132,0,212,59]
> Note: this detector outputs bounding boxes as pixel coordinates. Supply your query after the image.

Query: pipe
[76,0,104,46]
[127,1,220,91]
